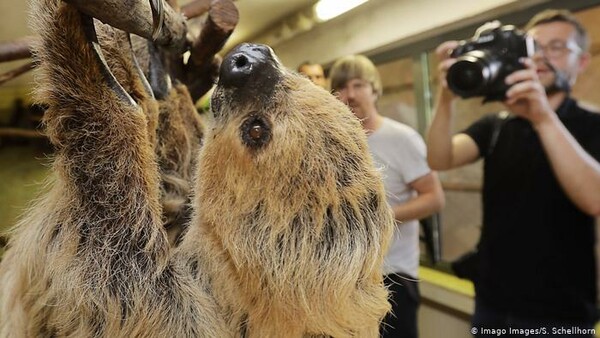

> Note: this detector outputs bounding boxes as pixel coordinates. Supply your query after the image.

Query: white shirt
[368,117,430,278]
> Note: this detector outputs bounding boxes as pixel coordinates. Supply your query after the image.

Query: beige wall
[418,268,474,338]
[271,0,550,68]
[572,7,600,108]
[420,304,472,338]
[0,0,34,119]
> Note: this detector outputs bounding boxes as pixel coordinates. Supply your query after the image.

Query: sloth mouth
[210,91,224,116]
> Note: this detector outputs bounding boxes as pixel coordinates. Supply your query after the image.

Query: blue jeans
[472,298,596,338]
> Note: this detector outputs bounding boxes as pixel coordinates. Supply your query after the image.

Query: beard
[541,59,572,95]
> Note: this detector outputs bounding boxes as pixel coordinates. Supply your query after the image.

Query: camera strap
[488,111,510,156]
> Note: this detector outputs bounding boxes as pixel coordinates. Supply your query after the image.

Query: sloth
[0,0,393,336]
[0,0,228,336]
[178,43,394,337]
[131,35,206,245]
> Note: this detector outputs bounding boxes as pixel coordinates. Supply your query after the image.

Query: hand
[435,41,460,89]
[504,58,555,126]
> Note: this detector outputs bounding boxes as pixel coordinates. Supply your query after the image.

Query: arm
[392,171,445,222]
[505,58,600,215]
[427,88,480,170]
[426,41,480,170]
[536,114,600,215]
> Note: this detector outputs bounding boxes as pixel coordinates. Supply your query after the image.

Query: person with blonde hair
[331,54,445,338]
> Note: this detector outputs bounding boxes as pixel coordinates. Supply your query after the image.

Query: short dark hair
[524,9,589,52]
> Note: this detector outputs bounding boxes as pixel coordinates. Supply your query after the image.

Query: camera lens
[447,61,484,93]
[446,52,500,98]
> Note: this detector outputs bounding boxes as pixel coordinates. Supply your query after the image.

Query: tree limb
[62,0,189,52]
[0,62,34,86]
[0,127,45,138]
[185,0,238,101]
[0,0,239,94]
[0,0,226,64]
[0,36,37,63]
[181,0,211,19]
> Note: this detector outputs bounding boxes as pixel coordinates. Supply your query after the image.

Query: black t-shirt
[463,97,600,321]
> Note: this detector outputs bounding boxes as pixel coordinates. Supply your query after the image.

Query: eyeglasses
[534,39,582,58]
[335,79,371,94]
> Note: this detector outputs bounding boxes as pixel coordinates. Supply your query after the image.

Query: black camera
[446,21,535,102]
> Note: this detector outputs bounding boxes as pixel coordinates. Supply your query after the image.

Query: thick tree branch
[189,0,238,66]
[166,0,180,12]
[185,0,238,101]
[0,0,239,94]
[62,0,189,52]
[181,0,211,19]
[0,36,37,63]
[0,62,34,86]
[0,0,227,64]
[0,127,45,138]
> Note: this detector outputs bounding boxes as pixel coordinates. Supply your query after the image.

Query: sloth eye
[249,124,264,140]
[241,115,271,149]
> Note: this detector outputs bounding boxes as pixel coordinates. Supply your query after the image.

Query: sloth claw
[80,13,136,106]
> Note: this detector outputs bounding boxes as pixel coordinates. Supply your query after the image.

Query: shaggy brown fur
[155,83,205,244]
[91,24,203,246]
[131,35,206,245]
[96,24,160,146]
[0,0,228,336]
[0,2,392,336]
[179,43,395,337]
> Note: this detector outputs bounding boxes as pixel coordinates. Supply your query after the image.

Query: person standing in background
[330,54,445,338]
[297,61,328,89]
[428,9,600,337]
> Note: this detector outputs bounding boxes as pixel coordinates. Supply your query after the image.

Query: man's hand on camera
[504,57,554,126]
[435,41,460,89]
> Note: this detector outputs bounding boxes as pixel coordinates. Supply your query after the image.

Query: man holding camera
[427,9,600,337]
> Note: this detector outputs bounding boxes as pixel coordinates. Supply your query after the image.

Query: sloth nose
[219,43,275,88]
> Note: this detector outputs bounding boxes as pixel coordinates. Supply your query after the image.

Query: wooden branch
[185,0,238,101]
[181,0,211,19]
[0,128,45,138]
[0,36,37,63]
[189,0,238,66]
[62,0,189,52]
[0,62,34,86]
[166,0,180,13]
[186,55,221,102]
[0,0,219,64]
[0,0,238,101]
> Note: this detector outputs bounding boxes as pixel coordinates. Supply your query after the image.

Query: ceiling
[221,0,318,49]
[0,0,317,87]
